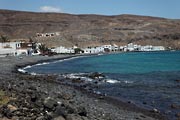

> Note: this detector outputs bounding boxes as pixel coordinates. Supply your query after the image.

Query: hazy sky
[0,0,180,19]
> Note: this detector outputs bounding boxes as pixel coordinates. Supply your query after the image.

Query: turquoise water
[27,51,180,74]
[26,51,180,119]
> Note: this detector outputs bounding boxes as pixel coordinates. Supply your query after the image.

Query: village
[0,34,166,57]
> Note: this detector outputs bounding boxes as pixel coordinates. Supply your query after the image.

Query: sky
[0,0,180,19]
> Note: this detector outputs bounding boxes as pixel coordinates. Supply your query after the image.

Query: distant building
[36,32,60,37]
[102,45,112,52]
[83,46,104,54]
[83,44,119,54]
[53,46,75,54]
[152,46,165,51]
[119,43,165,52]
[0,41,38,57]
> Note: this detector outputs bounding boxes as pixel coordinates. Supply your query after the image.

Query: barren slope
[0,9,180,49]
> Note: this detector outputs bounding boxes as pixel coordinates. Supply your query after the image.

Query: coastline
[0,54,167,120]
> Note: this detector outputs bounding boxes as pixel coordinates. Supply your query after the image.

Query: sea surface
[25,51,180,119]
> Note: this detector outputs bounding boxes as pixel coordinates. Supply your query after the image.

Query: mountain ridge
[0,9,180,49]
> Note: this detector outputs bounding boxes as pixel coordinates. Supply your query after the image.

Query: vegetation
[38,44,50,54]
[29,37,37,50]
[0,35,9,43]
[28,37,34,43]
[0,90,10,106]
[74,48,84,54]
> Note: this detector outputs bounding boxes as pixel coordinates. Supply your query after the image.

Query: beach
[0,55,166,120]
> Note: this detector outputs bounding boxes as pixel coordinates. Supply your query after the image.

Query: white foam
[80,77,93,82]
[24,65,32,69]
[18,68,27,73]
[123,80,134,84]
[35,62,49,66]
[66,74,80,79]
[105,79,120,84]
[30,72,37,75]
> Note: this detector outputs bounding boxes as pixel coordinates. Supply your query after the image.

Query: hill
[0,9,180,49]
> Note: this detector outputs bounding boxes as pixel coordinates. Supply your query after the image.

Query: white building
[83,46,104,54]
[152,46,165,51]
[111,44,119,51]
[53,46,75,54]
[102,45,112,51]
[119,43,165,52]
[83,44,120,54]
[140,45,153,51]
[0,42,36,57]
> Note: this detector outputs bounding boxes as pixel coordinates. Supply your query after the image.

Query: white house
[0,42,35,57]
[53,46,75,54]
[152,46,165,51]
[111,44,119,51]
[83,46,104,54]
[140,45,153,51]
[119,43,165,52]
[102,45,112,51]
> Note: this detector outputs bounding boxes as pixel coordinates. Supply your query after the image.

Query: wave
[34,62,50,66]
[105,79,120,84]
[18,68,27,73]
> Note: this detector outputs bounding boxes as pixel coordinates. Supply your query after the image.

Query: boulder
[89,72,105,79]
[72,78,84,83]
[36,116,45,120]
[54,105,68,117]
[54,103,75,117]
[43,97,58,110]
[175,80,180,82]
[31,94,38,102]
[53,116,65,120]
[66,114,83,120]
[171,104,180,109]
[7,104,17,112]
[77,107,87,117]
[151,108,160,113]
[176,113,180,117]
[59,93,73,100]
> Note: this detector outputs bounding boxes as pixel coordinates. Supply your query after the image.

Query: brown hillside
[0,9,180,49]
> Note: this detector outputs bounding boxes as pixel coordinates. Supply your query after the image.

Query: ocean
[25,51,180,119]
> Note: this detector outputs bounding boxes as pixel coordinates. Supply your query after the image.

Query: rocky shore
[0,55,167,120]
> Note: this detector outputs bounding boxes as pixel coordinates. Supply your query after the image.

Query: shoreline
[0,54,167,120]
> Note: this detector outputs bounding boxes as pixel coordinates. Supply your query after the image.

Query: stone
[77,107,87,117]
[175,113,180,118]
[54,105,68,117]
[53,116,65,120]
[43,97,58,109]
[89,72,105,79]
[66,114,83,120]
[171,104,180,109]
[175,80,180,82]
[60,93,73,100]
[72,78,84,83]
[151,108,160,113]
[7,104,17,112]
[143,101,147,105]
[36,116,45,120]
[31,94,38,102]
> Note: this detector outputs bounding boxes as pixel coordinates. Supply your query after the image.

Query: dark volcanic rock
[175,80,180,83]
[88,72,105,79]
[43,97,58,110]
[53,116,66,120]
[66,114,83,120]
[77,106,87,117]
[176,112,180,117]
[171,104,180,109]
